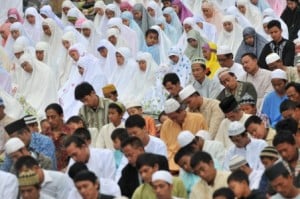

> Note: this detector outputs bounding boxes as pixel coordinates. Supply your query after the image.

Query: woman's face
[223,21,233,32]
[105,9,115,19]
[133,10,142,20]
[26,14,36,25]
[172,5,180,14]
[21,61,33,73]
[98,47,108,58]
[78,66,84,75]
[201,7,213,18]
[147,7,155,17]
[244,35,254,46]
[116,52,125,65]
[237,5,246,15]
[69,50,80,61]
[138,60,147,71]
[62,7,70,15]
[163,14,171,24]
[62,40,71,50]
[11,30,20,40]
[122,18,130,27]
[42,25,51,36]
[184,24,192,33]
[202,48,211,60]
[8,17,17,24]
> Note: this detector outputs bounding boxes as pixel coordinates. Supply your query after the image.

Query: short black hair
[136,153,160,170]
[285,82,300,93]
[64,135,87,148]
[111,128,129,142]
[280,99,297,113]
[244,115,262,129]
[227,170,249,185]
[109,103,124,114]
[125,115,146,129]
[174,146,195,165]
[275,118,298,134]
[241,52,257,60]
[68,162,88,180]
[145,28,159,38]
[15,156,39,173]
[73,128,91,141]
[45,103,63,115]
[158,111,167,123]
[121,136,144,149]
[273,131,296,146]
[74,170,98,185]
[267,20,282,30]
[66,116,86,128]
[162,73,180,86]
[74,82,95,100]
[190,151,213,169]
[213,187,235,199]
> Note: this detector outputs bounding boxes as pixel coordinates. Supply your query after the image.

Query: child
[245,115,276,146]
[102,84,118,102]
[126,101,157,136]
[213,188,235,199]
[227,170,266,199]
[142,28,160,64]
[96,102,125,149]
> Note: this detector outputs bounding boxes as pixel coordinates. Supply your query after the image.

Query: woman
[0,23,11,47]
[236,0,263,30]
[172,0,193,23]
[147,1,163,21]
[81,20,102,57]
[201,0,224,33]
[201,42,220,79]
[93,1,106,34]
[184,29,206,60]
[162,7,183,43]
[40,5,65,29]
[23,7,43,45]
[235,27,268,64]
[6,8,24,24]
[132,3,155,34]
[155,16,178,45]
[280,0,300,40]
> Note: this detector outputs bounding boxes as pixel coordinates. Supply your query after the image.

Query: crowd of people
[0,0,300,199]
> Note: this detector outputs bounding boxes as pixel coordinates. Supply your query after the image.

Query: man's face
[166,110,185,125]
[228,180,246,199]
[126,126,146,142]
[46,109,63,129]
[239,104,256,115]
[20,186,40,199]
[127,107,141,116]
[191,63,206,82]
[225,110,240,121]
[164,82,180,96]
[80,93,97,108]
[246,122,266,139]
[271,79,286,95]
[75,180,99,199]
[193,161,215,184]
[286,86,300,102]
[152,180,173,199]
[271,175,294,198]
[67,122,83,134]
[241,55,257,75]
[66,142,88,163]
[281,109,295,120]
[108,108,122,124]
[275,142,297,162]
[177,155,192,173]
[27,123,39,133]
[217,54,232,68]
[122,145,143,166]
[138,165,157,183]
[269,26,282,42]
[184,95,199,110]
[219,73,237,90]
[229,134,248,148]
[10,149,25,162]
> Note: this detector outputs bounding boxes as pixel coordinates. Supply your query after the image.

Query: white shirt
[271,193,300,199]
[67,147,116,180]
[203,140,226,166]
[249,169,264,189]
[39,193,56,199]
[41,170,72,199]
[145,135,168,157]
[223,138,267,171]
[230,63,246,80]
[96,122,125,149]
[0,170,18,199]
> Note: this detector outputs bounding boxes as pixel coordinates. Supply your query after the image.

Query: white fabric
[249,169,264,189]
[145,135,168,157]
[164,98,180,114]
[61,0,77,26]
[147,1,163,21]
[193,15,218,43]
[271,69,287,80]
[23,7,44,45]
[4,137,24,154]
[225,6,253,29]
[93,1,106,34]
[81,20,102,56]
[162,7,183,43]
[0,65,11,93]
[0,87,24,119]
[96,122,125,149]
[203,140,226,165]
[152,170,173,184]
[0,0,22,25]
[0,170,18,199]
[40,5,65,29]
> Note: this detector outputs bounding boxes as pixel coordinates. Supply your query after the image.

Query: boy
[245,115,276,146]
[142,28,160,64]
[227,170,266,199]
[96,102,125,149]
[102,84,118,102]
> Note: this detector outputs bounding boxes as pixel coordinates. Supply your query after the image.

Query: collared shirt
[188,97,224,138]
[0,170,18,199]
[265,128,276,146]
[79,97,111,130]
[223,138,267,171]
[41,169,72,199]
[160,112,208,171]
[97,122,125,149]
[193,76,222,99]
[144,135,168,157]
[230,62,246,80]
[190,170,231,199]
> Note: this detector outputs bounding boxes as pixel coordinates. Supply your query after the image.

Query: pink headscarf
[172,0,193,23]
[120,1,133,12]
[0,23,11,46]
[6,8,24,23]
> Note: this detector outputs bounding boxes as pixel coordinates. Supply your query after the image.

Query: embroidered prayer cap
[264,161,290,181]
[23,115,38,125]
[125,100,142,109]
[216,45,232,55]
[164,98,180,114]
[238,93,256,105]
[111,102,126,113]
[191,57,206,65]
[219,95,238,114]
[229,155,247,171]
[179,85,197,101]
[259,146,279,159]
[5,137,25,155]
[271,69,287,80]
[152,170,173,184]
[265,53,280,65]
[102,84,117,95]
[177,130,195,147]
[4,118,27,135]
[228,121,246,136]
[18,170,40,186]
[0,97,4,106]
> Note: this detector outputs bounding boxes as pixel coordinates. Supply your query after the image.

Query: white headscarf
[81,20,102,57]
[162,7,183,43]
[147,1,163,21]
[0,65,11,93]
[93,1,106,34]
[40,5,65,29]
[61,0,78,25]
[35,41,49,64]
[225,6,253,29]
[23,7,44,45]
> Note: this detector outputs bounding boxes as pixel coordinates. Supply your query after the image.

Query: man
[273,132,300,187]
[151,170,183,199]
[64,135,115,181]
[23,115,40,133]
[261,69,288,127]
[75,82,111,130]
[179,84,224,138]
[223,121,267,171]
[265,162,300,198]
[162,73,183,101]
[18,170,55,199]
[215,95,251,149]
[279,99,298,119]
[285,82,300,102]
[5,137,52,172]
[240,53,273,109]
[216,45,246,80]
[15,156,71,199]
[102,84,118,102]
[73,170,115,199]
[0,170,18,199]
[265,52,298,82]
[160,98,208,172]
[190,151,231,199]
[259,20,295,69]
[2,118,56,171]
[190,57,222,99]
[125,115,167,157]
[276,118,300,148]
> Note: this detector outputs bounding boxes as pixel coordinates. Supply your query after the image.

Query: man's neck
[143,135,150,146]
[241,187,252,198]
[207,169,217,186]
[112,120,121,127]
[197,76,206,84]
[249,67,259,76]
[273,37,283,44]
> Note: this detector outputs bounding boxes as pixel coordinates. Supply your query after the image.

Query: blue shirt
[142,44,160,64]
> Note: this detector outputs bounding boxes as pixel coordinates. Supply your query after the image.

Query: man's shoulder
[99,193,115,199]
[90,147,113,156]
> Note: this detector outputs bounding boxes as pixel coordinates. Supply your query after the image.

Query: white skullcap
[5,137,25,155]
[177,130,195,147]
[152,170,173,184]
[271,69,287,80]
[229,155,247,171]
[125,100,142,109]
[217,45,232,55]
[228,121,245,136]
[35,41,49,51]
[293,38,300,45]
[196,130,212,140]
[164,98,180,114]
[265,53,280,64]
[179,85,197,101]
